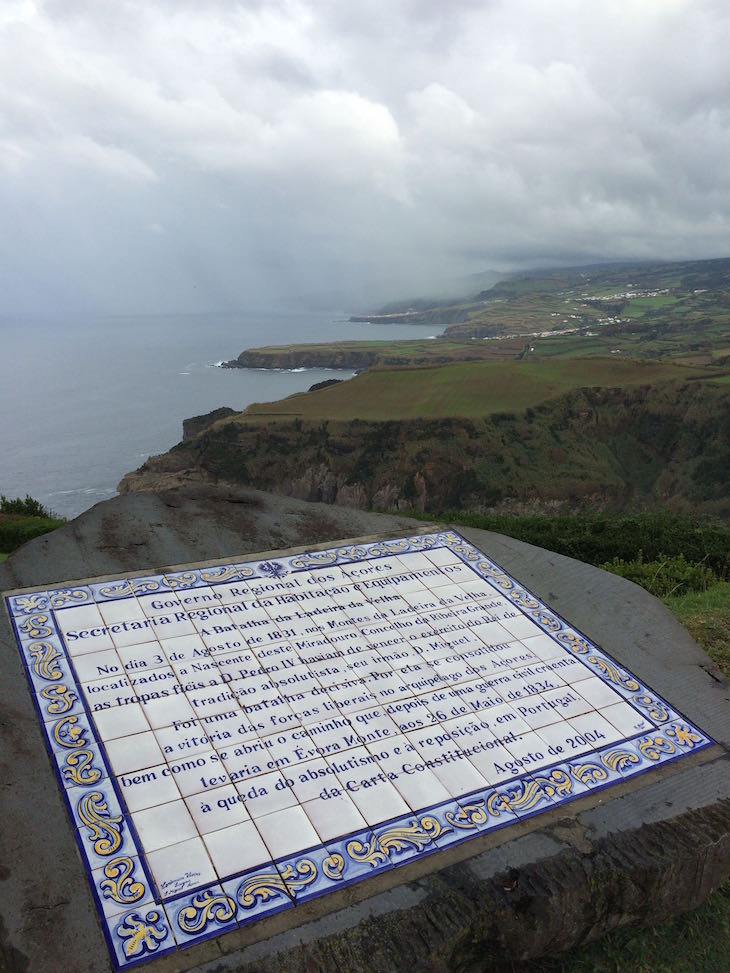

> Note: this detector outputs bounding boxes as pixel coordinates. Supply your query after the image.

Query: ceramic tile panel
[4,530,713,968]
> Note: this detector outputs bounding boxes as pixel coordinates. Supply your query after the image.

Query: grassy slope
[243,358,717,421]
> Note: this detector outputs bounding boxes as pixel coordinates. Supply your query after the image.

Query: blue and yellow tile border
[3,530,713,968]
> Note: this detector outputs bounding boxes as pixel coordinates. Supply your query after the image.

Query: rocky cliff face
[119,381,730,518]
[182,406,238,440]
[224,348,380,370]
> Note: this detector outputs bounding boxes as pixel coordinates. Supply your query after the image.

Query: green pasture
[244,357,717,421]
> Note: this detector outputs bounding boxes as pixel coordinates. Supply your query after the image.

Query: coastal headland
[120,258,730,517]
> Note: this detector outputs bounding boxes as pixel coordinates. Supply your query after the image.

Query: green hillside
[243,358,718,421]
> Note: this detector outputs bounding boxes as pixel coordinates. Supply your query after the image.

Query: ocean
[1,310,441,519]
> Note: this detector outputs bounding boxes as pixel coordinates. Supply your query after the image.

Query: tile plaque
[5,530,711,968]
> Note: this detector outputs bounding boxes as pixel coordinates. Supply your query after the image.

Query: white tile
[289,758,339,804]
[423,547,461,566]
[497,613,543,640]
[408,636,452,663]
[327,745,409,825]
[326,680,376,714]
[401,590,441,613]
[575,676,624,710]
[81,673,138,711]
[428,654,478,686]
[236,768,299,819]
[136,592,182,618]
[55,603,107,636]
[204,820,271,879]
[299,717,360,759]
[369,736,450,812]
[182,682,237,720]
[457,578,501,599]
[539,685,594,719]
[397,552,436,572]
[98,598,147,627]
[427,751,490,799]
[195,709,260,745]
[110,617,169,649]
[567,711,623,749]
[115,640,169,672]
[165,749,231,797]
[132,799,197,851]
[391,764,451,812]
[520,633,564,662]
[91,701,149,741]
[440,711,496,748]
[185,784,250,835]
[255,804,323,859]
[213,581,256,605]
[437,562,478,583]
[545,654,593,685]
[467,620,515,647]
[272,664,322,698]
[117,762,181,812]
[105,731,165,775]
[128,665,180,696]
[171,655,220,682]
[378,643,424,669]
[503,729,551,776]
[600,701,654,737]
[362,669,411,705]
[155,718,224,760]
[467,702,531,739]
[536,720,590,760]
[176,586,225,612]
[511,695,569,730]
[214,647,262,681]
[384,696,440,732]
[350,705,400,744]
[222,736,280,786]
[139,691,197,730]
[303,791,368,843]
[506,665,566,702]
[286,688,329,726]
[142,615,197,643]
[71,648,125,684]
[342,776,410,826]
[146,835,217,899]
[465,742,522,786]
[159,632,210,663]
[63,627,115,655]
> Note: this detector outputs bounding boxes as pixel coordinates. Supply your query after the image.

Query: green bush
[414,511,730,578]
[0,494,66,553]
[599,552,716,598]
[0,493,53,518]
[0,515,66,553]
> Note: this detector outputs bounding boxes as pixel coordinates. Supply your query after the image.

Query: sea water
[0,310,440,518]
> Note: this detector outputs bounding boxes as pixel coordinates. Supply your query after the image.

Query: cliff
[119,381,730,518]
[224,346,381,370]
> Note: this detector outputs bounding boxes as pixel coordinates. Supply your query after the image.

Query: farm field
[243,357,721,421]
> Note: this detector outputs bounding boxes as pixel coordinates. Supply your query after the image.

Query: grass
[664,582,730,678]
[0,552,7,564]
[243,357,715,421]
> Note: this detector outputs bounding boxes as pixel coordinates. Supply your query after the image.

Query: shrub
[599,553,716,598]
[0,494,53,518]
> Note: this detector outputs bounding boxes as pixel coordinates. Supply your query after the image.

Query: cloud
[0,0,729,312]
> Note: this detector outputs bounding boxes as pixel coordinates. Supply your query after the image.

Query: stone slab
[1,485,729,972]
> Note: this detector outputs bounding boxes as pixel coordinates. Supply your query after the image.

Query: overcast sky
[1,0,729,314]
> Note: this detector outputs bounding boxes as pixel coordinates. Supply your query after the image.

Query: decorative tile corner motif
[4,530,712,968]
